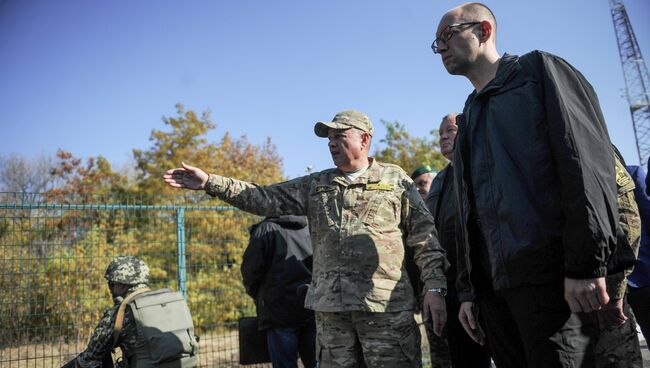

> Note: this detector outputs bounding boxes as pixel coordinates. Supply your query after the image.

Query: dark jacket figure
[241,215,316,368]
[453,51,619,368]
[628,164,650,345]
[425,164,490,368]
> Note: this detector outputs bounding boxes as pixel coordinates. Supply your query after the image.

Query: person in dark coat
[241,215,316,368]
[424,113,491,368]
[433,3,621,367]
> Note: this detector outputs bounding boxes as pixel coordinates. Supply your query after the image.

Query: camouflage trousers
[315,310,421,368]
[595,297,643,368]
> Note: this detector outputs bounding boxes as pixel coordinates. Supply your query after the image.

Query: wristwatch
[428,288,447,297]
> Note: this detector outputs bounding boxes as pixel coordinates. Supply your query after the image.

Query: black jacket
[241,215,313,330]
[454,51,618,293]
[425,165,460,289]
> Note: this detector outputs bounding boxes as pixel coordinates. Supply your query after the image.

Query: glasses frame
[431,21,482,54]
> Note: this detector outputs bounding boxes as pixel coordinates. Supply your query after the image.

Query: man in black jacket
[241,215,316,368]
[433,3,620,368]
[425,113,491,368]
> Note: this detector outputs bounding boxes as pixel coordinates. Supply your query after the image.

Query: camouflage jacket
[607,149,641,299]
[75,285,147,368]
[205,159,448,312]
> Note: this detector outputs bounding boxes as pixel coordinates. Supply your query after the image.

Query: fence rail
[0,192,265,367]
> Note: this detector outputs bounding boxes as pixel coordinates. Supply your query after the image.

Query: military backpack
[113,288,199,367]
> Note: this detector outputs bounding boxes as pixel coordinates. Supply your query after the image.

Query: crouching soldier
[63,256,199,368]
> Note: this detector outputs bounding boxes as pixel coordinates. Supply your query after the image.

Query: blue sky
[1,0,649,178]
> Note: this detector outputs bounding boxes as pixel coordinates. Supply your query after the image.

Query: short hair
[459,2,497,41]
[441,113,459,123]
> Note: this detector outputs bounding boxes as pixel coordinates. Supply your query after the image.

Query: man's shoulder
[518,50,575,71]
[372,160,410,179]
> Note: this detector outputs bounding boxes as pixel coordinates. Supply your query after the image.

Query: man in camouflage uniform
[595,149,643,368]
[164,110,449,368]
[68,256,150,368]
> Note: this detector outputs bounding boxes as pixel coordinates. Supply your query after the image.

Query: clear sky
[1,0,649,178]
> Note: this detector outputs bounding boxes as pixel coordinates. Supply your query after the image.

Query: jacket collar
[468,53,522,99]
[331,157,379,186]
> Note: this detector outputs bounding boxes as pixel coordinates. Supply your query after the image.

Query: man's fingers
[466,309,477,330]
[458,313,483,345]
[597,287,610,306]
[565,294,581,313]
[181,162,197,171]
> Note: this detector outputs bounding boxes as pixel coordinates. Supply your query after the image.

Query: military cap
[105,256,150,286]
[314,110,374,138]
[411,164,436,179]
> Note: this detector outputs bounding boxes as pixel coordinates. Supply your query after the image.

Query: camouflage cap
[411,164,436,179]
[105,256,150,286]
[314,110,374,138]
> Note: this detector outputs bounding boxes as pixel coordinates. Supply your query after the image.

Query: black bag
[238,317,271,365]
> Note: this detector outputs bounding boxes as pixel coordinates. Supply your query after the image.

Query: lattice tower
[610,0,650,165]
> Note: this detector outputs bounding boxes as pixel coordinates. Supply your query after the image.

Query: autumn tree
[47,149,130,198]
[373,120,447,175]
[133,103,285,195]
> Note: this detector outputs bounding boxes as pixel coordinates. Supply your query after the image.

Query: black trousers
[424,291,491,368]
[477,282,600,368]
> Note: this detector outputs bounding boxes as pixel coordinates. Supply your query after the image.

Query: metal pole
[176,208,187,298]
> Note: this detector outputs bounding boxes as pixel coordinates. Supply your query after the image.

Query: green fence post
[176,208,187,298]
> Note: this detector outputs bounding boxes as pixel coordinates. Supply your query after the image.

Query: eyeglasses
[431,22,481,54]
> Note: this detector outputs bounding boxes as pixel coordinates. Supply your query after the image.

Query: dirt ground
[2,321,646,367]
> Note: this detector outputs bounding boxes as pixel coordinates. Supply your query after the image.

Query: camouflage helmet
[104,256,150,286]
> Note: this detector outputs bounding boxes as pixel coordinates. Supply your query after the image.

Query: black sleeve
[536,51,618,279]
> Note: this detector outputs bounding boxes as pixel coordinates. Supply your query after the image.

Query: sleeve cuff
[205,174,226,197]
[564,266,607,279]
[423,277,447,291]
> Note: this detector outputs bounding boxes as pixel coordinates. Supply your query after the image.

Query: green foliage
[373,120,447,174]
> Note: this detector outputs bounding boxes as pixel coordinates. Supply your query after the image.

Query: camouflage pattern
[607,150,641,299]
[104,256,150,286]
[314,110,375,137]
[315,310,421,368]
[75,285,148,368]
[205,158,448,312]
[423,322,451,368]
[593,150,643,368]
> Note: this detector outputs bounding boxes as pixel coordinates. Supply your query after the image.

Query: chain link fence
[0,192,268,367]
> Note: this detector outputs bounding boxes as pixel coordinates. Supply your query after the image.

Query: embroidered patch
[365,183,394,191]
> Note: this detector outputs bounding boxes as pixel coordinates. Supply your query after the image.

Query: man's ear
[362,133,372,149]
[479,20,493,43]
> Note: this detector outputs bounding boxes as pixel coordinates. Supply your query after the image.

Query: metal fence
[0,192,266,367]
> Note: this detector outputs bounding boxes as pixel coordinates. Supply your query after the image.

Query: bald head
[445,2,497,44]
[435,2,500,86]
